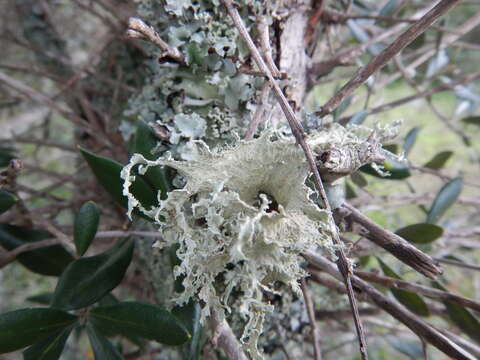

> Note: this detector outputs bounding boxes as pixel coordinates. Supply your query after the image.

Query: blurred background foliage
[0,0,479,359]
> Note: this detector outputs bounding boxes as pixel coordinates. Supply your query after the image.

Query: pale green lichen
[121,121,400,358]
[121,131,336,358]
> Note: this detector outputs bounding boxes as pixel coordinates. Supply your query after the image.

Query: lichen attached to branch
[121,122,397,358]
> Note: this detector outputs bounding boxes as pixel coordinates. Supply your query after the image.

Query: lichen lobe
[121,131,334,357]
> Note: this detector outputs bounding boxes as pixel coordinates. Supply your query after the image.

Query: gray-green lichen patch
[121,121,400,358]
[121,131,336,358]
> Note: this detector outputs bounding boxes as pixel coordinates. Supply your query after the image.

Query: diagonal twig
[304,251,476,360]
[244,83,271,140]
[301,278,323,360]
[343,202,441,278]
[221,1,369,358]
[126,17,185,65]
[210,309,248,360]
[317,0,462,117]
[354,270,480,312]
[0,238,62,269]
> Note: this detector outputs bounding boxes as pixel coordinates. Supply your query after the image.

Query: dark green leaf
[91,294,145,348]
[383,144,399,154]
[358,255,371,268]
[74,201,99,256]
[134,121,157,161]
[348,110,369,125]
[395,223,443,244]
[433,281,480,343]
[403,127,420,156]
[345,182,357,200]
[427,178,463,224]
[360,156,410,180]
[0,308,77,354]
[23,324,74,360]
[134,120,171,198]
[386,337,423,360]
[377,259,430,317]
[423,151,453,170]
[26,293,54,306]
[96,293,119,307]
[173,302,204,360]
[0,190,17,214]
[0,146,15,168]
[333,96,352,120]
[0,224,74,276]
[51,239,134,310]
[408,32,425,50]
[80,148,157,214]
[86,323,123,360]
[89,301,190,346]
[460,116,480,126]
[350,172,367,188]
[379,0,399,17]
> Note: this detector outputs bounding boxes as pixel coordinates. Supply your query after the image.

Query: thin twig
[0,72,110,148]
[95,230,161,238]
[304,251,476,360]
[126,17,185,65]
[322,10,461,34]
[343,202,441,278]
[210,309,248,360]
[355,271,480,312]
[434,257,480,272]
[301,278,322,360]
[257,18,281,78]
[244,83,271,140]
[346,72,480,119]
[221,1,369,358]
[11,137,77,152]
[317,0,461,117]
[376,10,480,92]
[0,238,61,269]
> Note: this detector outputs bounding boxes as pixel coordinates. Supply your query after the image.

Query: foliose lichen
[125,0,271,152]
[121,130,334,357]
[121,121,399,358]
[123,1,402,357]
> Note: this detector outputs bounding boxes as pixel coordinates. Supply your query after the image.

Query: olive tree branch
[317,0,462,117]
[304,251,476,360]
[221,1,368,359]
[301,278,323,360]
[354,271,480,312]
[126,17,185,65]
[343,202,441,278]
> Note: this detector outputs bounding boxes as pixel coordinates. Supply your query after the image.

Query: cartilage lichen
[121,122,398,358]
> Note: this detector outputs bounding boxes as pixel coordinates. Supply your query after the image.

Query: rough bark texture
[271,1,311,125]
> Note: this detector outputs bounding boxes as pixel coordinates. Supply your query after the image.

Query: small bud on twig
[126,17,185,65]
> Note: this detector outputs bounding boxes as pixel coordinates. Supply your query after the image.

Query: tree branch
[355,271,480,312]
[221,1,369,358]
[317,0,461,117]
[0,238,61,269]
[304,251,476,360]
[210,310,248,360]
[301,278,323,360]
[126,17,185,65]
[343,202,441,279]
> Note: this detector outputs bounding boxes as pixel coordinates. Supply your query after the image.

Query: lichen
[124,2,402,357]
[125,1,265,148]
[121,131,337,358]
[121,119,400,358]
